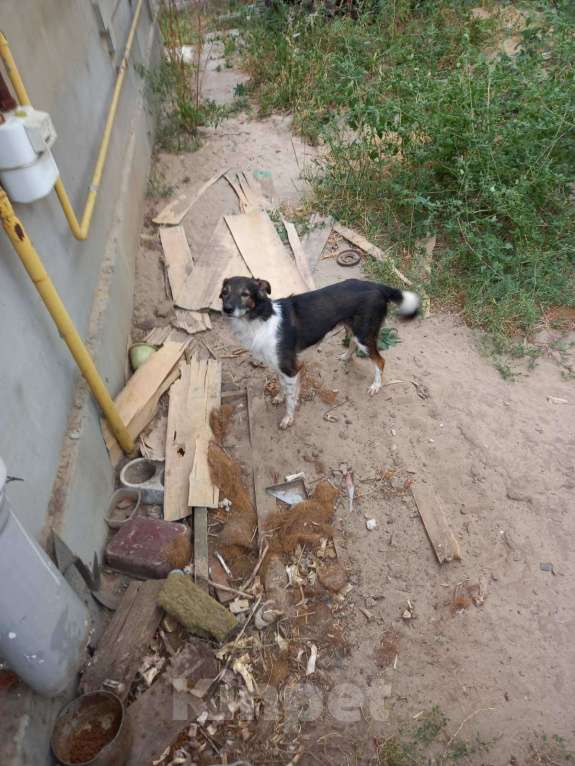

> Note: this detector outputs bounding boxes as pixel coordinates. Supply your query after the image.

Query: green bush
[243,1,575,337]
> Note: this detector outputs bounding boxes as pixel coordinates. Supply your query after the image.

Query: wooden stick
[333,222,412,286]
[205,579,255,600]
[241,542,270,590]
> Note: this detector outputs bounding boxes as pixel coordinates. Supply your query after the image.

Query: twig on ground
[446,707,496,749]
[206,579,255,600]
[323,398,348,422]
[242,542,270,590]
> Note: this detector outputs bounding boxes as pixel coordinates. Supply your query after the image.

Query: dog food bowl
[51,690,131,766]
[119,458,164,505]
[104,488,141,529]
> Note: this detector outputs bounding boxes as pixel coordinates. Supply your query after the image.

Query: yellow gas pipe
[0,188,134,454]
[0,0,145,240]
[0,5,147,454]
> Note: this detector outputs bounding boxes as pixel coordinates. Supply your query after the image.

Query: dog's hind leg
[351,306,387,396]
[279,371,300,429]
[367,343,385,396]
[338,326,357,362]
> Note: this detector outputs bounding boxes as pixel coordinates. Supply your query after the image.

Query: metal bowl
[51,690,131,766]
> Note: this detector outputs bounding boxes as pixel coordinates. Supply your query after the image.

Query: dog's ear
[255,279,271,298]
[219,278,229,298]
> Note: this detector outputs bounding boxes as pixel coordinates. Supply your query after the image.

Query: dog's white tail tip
[397,290,420,317]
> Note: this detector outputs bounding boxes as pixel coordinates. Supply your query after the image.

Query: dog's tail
[380,285,420,318]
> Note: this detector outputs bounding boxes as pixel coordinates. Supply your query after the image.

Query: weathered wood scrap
[80,580,163,699]
[177,218,250,311]
[411,481,461,563]
[102,340,188,464]
[194,506,209,591]
[143,325,172,346]
[126,642,216,766]
[283,218,315,290]
[153,166,230,226]
[164,357,221,521]
[333,221,412,286]
[159,226,194,306]
[224,211,309,298]
[173,308,211,335]
[301,214,333,271]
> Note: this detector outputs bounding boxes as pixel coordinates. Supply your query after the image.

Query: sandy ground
[132,35,575,765]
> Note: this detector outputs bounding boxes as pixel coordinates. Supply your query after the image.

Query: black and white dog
[220,277,420,429]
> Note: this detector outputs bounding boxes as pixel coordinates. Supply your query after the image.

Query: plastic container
[0,458,90,697]
[119,458,164,504]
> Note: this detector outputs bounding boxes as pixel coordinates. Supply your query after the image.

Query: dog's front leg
[279,371,300,429]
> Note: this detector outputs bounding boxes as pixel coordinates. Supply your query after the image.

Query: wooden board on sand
[411,481,461,564]
[163,357,221,521]
[224,211,309,298]
[153,167,229,226]
[177,218,250,312]
[102,340,188,465]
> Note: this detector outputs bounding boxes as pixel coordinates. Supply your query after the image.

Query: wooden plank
[143,325,172,346]
[159,226,194,306]
[301,214,333,271]
[126,643,215,766]
[139,412,167,461]
[224,172,250,211]
[189,432,218,508]
[102,341,188,464]
[177,218,251,311]
[152,166,230,226]
[194,507,209,590]
[164,358,221,521]
[164,364,193,522]
[283,218,315,290]
[224,211,309,298]
[173,309,211,335]
[246,389,277,547]
[80,580,163,699]
[333,222,412,286]
[411,482,461,564]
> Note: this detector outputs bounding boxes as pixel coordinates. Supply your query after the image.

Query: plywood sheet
[159,226,194,305]
[153,167,229,225]
[224,211,309,298]
[177,218,250,312]
[164,357,221,521]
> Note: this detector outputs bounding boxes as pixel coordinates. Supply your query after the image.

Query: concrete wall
[0,1,160,561]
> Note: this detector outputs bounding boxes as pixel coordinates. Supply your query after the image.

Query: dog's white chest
[229,305,281,370]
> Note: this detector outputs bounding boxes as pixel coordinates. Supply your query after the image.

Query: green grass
[376,706,493,765]
[146,166,175,199]
[241,0,575,344]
